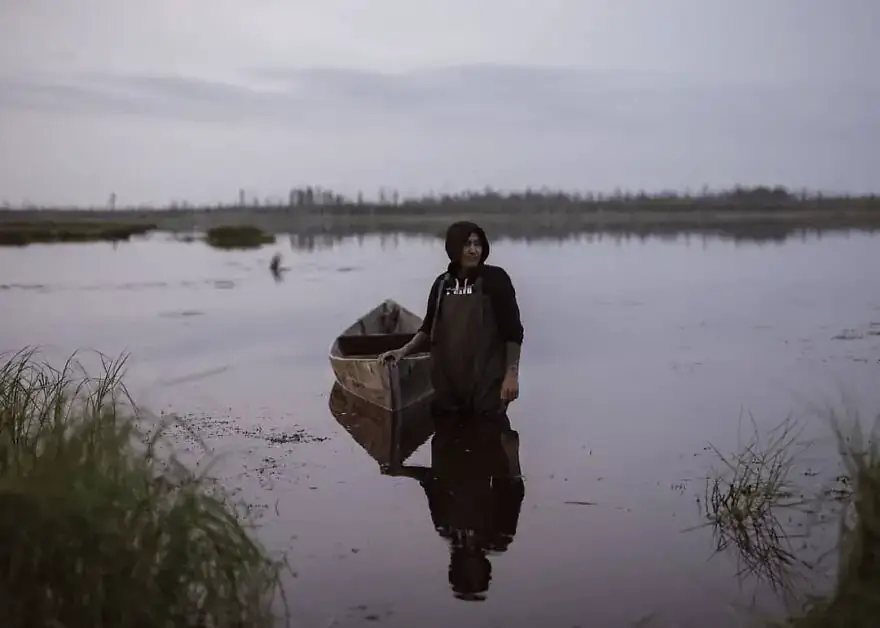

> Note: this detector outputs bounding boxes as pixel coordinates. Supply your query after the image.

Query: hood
[444,221,490,265]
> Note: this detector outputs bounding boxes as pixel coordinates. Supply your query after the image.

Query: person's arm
[398,276,442,357]
[505,341,521,377]
[489,267,524,376]
[398,331,428,357]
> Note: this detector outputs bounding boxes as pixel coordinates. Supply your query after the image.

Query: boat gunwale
[327,298,426,359]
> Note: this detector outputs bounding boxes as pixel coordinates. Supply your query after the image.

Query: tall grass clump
[691,413,814,599]
[0,348,286,628]
[777,411,880,628]
[205,225,275,250]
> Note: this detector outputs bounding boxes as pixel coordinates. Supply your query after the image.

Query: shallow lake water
[2,230,880,627]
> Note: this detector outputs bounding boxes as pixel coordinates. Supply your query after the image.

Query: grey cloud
[0,65,876,142]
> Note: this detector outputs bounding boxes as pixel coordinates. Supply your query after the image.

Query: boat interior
[335,333,417,358]
[333,300,428,358]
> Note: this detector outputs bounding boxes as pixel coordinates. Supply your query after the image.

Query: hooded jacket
[418,221,524,345]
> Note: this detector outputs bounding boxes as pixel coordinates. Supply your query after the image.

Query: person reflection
[392,415,524,601]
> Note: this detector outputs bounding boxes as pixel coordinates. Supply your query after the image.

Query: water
[2,231,880,627]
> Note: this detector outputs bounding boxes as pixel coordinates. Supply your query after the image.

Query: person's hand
[500,369,519,404]
[377,349,404,366]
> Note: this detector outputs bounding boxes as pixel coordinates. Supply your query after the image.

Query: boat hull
[328,299,433,412]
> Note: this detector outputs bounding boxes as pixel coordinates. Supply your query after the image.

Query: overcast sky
[0,0,877,206]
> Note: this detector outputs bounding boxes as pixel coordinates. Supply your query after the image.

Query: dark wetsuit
[418,222,524,426]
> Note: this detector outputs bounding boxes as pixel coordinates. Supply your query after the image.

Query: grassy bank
[0,220,156,246]
[205,225,276,249]
[0,349,285,627]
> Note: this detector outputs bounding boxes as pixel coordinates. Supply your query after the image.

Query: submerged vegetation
[0,220,156,246]
[204,225,276,250]
[696,408,880,627]
[0,349,286,627]
[695,414,814,597]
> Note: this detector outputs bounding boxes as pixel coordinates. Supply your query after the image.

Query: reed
[0,348,287,628]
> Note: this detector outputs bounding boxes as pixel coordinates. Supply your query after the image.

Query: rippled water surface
[2,231,880,627]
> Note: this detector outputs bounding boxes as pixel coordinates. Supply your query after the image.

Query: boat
[328,299,433,412]
[328,381,435,471]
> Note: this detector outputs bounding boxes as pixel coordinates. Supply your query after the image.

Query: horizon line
[2,184,877,211]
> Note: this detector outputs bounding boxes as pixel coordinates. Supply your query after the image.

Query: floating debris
[833,329,863,341]
[239,426,329,445]
[158,310,205,318]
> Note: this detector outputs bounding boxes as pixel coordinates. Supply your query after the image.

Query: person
[377,221,524,424]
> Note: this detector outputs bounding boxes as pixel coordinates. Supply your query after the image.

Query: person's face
[460,233,482,268]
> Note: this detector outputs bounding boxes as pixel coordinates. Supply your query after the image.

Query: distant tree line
[2,185,878,216]
[201,184,879,216]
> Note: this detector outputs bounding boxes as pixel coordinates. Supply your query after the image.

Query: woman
[378,221,523,423]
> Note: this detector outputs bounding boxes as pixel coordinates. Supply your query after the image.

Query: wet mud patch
[150,412,330,518]
[831,323,880,364]
[833,329,865,341]
[243,455,289,490]
[832,322,880,341]
[0,282,48,292]
[165,412,328,446]
[342,603,395,624]
[239,425,329,445]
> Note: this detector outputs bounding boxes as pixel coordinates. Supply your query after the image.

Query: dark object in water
[269,253,292,282]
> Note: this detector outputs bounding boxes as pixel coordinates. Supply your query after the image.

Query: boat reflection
[328,381,435,472]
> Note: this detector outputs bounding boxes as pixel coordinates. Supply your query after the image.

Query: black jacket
[417,221,523,344]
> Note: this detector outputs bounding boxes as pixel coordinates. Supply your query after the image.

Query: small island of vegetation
[0,220,156,246]
[204,225,276,249]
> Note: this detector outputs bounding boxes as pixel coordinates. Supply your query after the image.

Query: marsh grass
[0,348,287,628]
[692,404,880,627]
[0,221,156,246]
[775,412,880,627]
[689,413,815,599]
[205,225,276,250]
